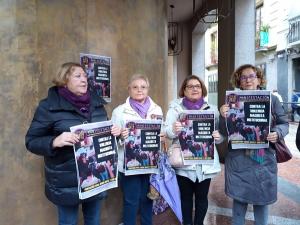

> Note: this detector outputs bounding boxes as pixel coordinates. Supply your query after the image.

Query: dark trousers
[292,108,300,121]
[177,175,211,225]
[57,199,102,225]
[119,173,153,225]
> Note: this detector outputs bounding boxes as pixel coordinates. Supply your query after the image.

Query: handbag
[273,139,292,163]
[271,107,292,163]
[167,143,184,167]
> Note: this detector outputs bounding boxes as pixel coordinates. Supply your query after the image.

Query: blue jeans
[232,200,268,225]
[119,173,153,225]
[57,199,102,225]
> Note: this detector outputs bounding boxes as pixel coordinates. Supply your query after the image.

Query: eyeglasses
[185,84,202,90]
[130,85,148,91]
[240,73,257,82]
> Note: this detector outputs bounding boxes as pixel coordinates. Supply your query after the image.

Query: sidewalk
[153,122,300,225]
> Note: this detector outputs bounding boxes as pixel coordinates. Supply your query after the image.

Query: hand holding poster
[124,120,161,175]
[225,90,271,149]
[178,110,215,165]
[70,121,118,200]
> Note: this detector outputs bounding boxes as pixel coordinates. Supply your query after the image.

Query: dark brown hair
[178,75,207,98]
[231,64,266,89]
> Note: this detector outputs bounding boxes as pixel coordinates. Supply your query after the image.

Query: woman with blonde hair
[26,62,121,225]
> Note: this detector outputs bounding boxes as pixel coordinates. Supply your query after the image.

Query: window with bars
[288,16,300,44]
[210,31,218,64]
[208,73,218,93]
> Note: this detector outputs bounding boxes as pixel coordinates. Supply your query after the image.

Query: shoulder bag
[167,143,184,167]
[271,108,292,163]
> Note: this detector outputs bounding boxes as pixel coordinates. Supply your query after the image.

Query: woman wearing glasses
[165,75,223,225]
[111,74,163,225]
[219,64,288,225]
[25,62,121,225]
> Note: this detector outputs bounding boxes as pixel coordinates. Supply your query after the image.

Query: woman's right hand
[220,104,229,118]
[172,121,183,134]
[120,128,129,140]
[52,132,79,148]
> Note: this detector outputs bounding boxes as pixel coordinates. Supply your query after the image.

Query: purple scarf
[58,87,90,114]
[129,97,151,119]
[182,97,204,110]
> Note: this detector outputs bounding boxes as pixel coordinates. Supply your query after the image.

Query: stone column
[235,0,255,66]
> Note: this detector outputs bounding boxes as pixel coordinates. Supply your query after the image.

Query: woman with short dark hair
[165,75,222,225]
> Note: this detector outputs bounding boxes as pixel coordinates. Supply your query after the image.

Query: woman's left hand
[111,125,121,137]
[212,130,221,141]
[159,132,166,143]
[267,132,278,143]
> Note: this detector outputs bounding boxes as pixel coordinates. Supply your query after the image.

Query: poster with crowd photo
[80,53,111,102]
[178,110,215,165]
[225,90,271,149]
[70,121,118,200]
[124,120,161,176]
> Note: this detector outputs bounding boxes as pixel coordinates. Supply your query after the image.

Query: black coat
[25,86,108,206]
[297,122,300,151]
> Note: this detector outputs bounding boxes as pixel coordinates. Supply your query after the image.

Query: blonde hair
[128,73,150,88]
[52,62,84,87]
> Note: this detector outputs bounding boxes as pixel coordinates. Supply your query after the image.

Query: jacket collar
[47,86,106,111]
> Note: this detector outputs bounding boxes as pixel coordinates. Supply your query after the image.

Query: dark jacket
[219,94,289,205]
[297,122,300,151]
[25,86,107,206]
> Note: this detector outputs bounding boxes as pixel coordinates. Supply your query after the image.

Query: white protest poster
[70,120,118,199]
[225,90,271,149]
[178,110,215,165]
[124,120,161,176]
[80,53,111,102]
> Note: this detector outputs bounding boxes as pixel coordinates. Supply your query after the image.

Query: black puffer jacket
[25,86,108,206]
[296,122,300,151]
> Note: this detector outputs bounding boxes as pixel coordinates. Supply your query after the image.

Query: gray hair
[128,73,150,87]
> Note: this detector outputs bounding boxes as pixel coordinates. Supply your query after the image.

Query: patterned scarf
[129,96,151,119]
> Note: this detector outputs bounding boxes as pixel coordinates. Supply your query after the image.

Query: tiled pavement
[152,122,300,225]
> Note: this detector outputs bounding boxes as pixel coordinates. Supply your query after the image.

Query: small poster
[178,110,215,165]
[80,53,111,102]
[225,90,271,149]
[70,121,117,200]
[124,120,161,176]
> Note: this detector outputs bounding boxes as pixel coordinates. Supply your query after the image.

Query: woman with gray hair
[112,73,163,225]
